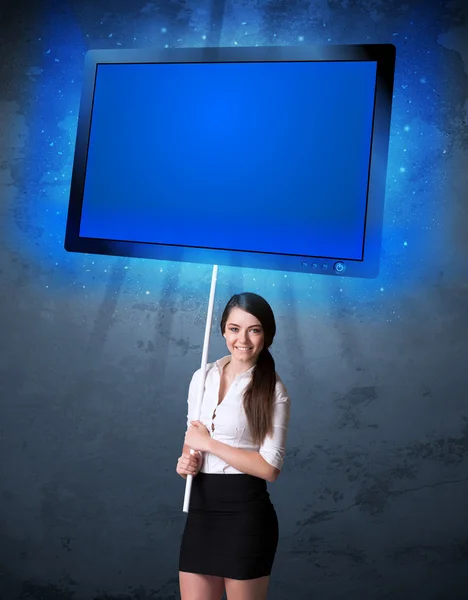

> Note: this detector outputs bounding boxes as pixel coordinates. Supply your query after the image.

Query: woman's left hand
[184,420,212,452]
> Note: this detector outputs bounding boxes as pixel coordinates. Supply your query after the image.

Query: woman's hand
[176,449,203,479]
[184,420,212,453]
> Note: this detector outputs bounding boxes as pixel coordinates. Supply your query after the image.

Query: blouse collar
[215,355,256,379]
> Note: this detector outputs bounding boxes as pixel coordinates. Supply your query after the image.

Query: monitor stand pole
[183,264,219,513]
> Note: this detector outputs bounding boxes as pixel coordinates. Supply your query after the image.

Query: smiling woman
[176,292,291,600]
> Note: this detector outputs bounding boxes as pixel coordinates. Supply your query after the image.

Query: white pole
[183,264,219,513]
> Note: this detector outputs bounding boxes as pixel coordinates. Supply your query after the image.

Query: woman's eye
[250,328,261,334]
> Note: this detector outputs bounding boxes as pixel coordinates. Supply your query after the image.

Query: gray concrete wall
[1,0,467,598]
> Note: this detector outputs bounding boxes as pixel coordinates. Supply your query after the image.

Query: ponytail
[243,347,276,446]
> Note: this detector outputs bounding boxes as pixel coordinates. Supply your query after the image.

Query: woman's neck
[223,356,255,379]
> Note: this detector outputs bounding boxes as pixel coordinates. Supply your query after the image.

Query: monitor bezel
[65,44,396,278]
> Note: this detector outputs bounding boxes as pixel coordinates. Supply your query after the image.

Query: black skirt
[179,472,279,580]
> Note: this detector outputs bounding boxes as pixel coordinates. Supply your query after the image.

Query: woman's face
[223,307,265,366]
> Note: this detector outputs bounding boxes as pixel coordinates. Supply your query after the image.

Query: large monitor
[65,44,395,278]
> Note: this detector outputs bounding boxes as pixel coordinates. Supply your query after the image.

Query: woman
[176,292,291,600]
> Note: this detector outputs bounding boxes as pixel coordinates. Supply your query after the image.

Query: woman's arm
[206,438,279,482]
[177,369,204,479]
[257,380,290,476]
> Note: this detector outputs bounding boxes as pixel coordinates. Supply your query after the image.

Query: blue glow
[80,61,377,261]
[12,6,452,313]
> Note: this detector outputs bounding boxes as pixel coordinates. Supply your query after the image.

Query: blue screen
[80,61,377,261]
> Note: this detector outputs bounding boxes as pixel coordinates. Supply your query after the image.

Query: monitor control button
[333,261,346,274]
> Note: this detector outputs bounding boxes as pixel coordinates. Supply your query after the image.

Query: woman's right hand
[176,450,203,479]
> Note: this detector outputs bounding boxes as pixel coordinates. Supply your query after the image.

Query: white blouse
[185,355,291,474]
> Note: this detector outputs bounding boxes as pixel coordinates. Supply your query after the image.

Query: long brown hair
[220,293,277,445]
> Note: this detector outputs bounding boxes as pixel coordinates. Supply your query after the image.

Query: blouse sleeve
[258,377,291,471]
[186,368,202,431]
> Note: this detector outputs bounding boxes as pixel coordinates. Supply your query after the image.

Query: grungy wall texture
[1,0,468,599]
